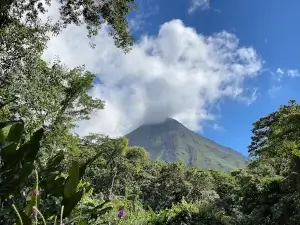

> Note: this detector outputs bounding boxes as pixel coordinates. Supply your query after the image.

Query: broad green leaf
[0,121,19,129]
[64,160,80,198]
[0,141,13,150]
[0,129,5,142]
[17,128,44,163]
[91,200,111,212]
[79,151,102,178]
[28,128,44,143]
[44,150,65,173]
[51,184,65,197]
[0,163,34,197]
[17,142,40,164]
[16,162,35,189]
[62,190,84,218]
[0,142,17,165]
[46,177,65,197]
[5,121,24,143]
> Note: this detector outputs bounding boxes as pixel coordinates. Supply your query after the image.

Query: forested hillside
[1,1,300,225]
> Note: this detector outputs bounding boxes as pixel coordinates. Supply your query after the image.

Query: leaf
[39,151,65,188]
[90,206,113,220]
[0,140,13,149]
[0,142,18,165]
[77,219,88,225]
[62,190,84,218]
[29,128,44,143]
[64,160,80,198]
[92,199,111,211]
[5,121,24,143]
[43,150,65,173]
[17,211,32,225]
[50,184,65,198]
[46,177,65,197]
[16,162,35,189]
[79,151,102,178]
[17,128,44,163]
[17,142,39,165]
[40,173,57,188]
[0,122,24,166]
[0,162,35,197]
[0,121,19,129]
[0,129,5,142]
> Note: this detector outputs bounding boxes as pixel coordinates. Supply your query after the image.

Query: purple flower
[34,189,40,195]
[33,209,38,217]
[118,209,125,219]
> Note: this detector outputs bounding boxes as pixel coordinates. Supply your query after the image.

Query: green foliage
[0,120,113,224]
[0,0,135,86]
[64,161,80,198]
[149,201,230,225]
[0,121,43,199]
[1,0,135,51]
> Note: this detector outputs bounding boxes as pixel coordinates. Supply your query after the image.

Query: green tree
[240,100,300,224]
[248,100,300,175]
[1,59,103,157]
[1,0,136,89]
[0,0,135,50]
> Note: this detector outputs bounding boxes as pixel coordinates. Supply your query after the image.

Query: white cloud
[212,123,225,131]
[239,88,258,106]
[43,7,262,137]
[188,0,210,14]
[267,67,299,96]
[276,68,284,75]
[268,85,282,96]
[275,68,299,77]
[287,69,299,77]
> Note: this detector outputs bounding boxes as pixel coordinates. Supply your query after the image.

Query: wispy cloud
[212,123,225,131]
[239,88,259,106]
[268,85,282,96]
[276,68,284,75]
[287,69,299,77]
[188,0,210,14]
[276,68,299,77]
[128,0,159,32]
[267,67,299,97]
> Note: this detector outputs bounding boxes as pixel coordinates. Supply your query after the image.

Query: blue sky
[127,0,300,156]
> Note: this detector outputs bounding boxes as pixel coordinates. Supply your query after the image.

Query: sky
[43,0,300,157]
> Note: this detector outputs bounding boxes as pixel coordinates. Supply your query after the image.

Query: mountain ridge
[125,118,248,172]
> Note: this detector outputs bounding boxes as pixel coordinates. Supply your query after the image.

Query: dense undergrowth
[2,101,300,224]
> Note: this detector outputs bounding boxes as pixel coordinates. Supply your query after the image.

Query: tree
[1,0,135,50]
[1,59,104,156]
[242,100,300,224]
[0,21,49,88]
[79,134,150,200]
[248,100,300,175]
[1,0,136,89]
